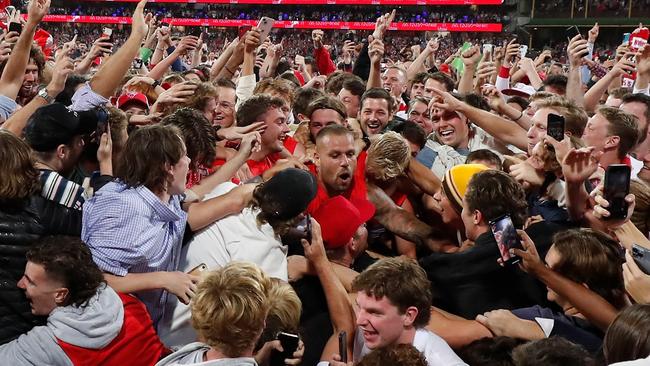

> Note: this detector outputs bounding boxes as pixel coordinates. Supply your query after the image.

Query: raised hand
[372,9,396,41]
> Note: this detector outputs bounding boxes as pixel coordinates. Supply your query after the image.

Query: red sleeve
[314,46,337,76]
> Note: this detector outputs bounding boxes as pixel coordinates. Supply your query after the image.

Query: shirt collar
[135,185,183,222]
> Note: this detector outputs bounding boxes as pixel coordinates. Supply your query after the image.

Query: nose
[17,276,26,290]
[356,309,368,326]
[526,125,536,139]
[433,191,441,202]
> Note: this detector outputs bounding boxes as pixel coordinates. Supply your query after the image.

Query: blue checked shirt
[81,181,187,327]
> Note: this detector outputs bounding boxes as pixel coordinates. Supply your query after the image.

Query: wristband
[499,66,511,78]
[514,110,524,122]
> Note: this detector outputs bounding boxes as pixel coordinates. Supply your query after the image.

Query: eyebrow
[24,274,35,285]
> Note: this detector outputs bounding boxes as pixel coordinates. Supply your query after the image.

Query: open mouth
[439,129,454,138]
[367,121,382,133]
[337,171,352,183]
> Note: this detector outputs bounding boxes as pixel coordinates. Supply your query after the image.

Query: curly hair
[250,184,303,236]
[366,132,411,182]
[253,78,296,105]
[0,130,40,202]
[26,236,105,307]
[357,344,427,366]
[161,108,217,169]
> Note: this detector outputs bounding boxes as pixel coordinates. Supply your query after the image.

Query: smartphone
[603,164,631,220]
[9,21,22,34]
[238,25,252,40]
[102,27,113,42]
[299,214,312,243]
[133,58,143,69]
[519,45,528,59]
[270,332,299,365]
[256,17,275,42]
[295,54,305,66]
[187,263,208,276]
[338,331,347,363]
[565,26,582,41]
[623,32,631,45]
[547,113,565,141]
[489,215,523,265]
[189,26,202,38]
[161,21,171,30]
[632,244,650,275]
[344,31,356,42]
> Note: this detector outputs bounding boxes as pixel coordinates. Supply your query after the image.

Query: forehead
[339,88,357,98]
[383,68,404,79]
[357,291,397,311]
[532,107,558,126]
[411,101,428,111]
[621,101,648,119]
[362,98,389,111]
[317,133,354,151]
[311,108,343,122]
[589,112,608,127]
[425,78,444,90]
[24,261,47,282]
[217,86,236,101]
[545,245,560,268]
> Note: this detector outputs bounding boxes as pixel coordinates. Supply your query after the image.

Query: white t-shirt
[610,356,650,366]
[353,328,467,366]
[157,182,288,348]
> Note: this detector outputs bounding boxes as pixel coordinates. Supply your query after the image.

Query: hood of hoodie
[48,284,124,349]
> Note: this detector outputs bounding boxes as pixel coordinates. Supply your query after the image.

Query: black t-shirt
[419,221,564,319]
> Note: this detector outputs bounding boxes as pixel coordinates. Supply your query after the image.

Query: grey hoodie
[0,284,124,366]
[156,342,258,366]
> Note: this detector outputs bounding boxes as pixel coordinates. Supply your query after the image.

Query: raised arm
[406,38,438,81]
[89,0,150,99]
[584,55,636,112]
[366,37,384,90]
[457,45,481,95]
[147,36,198,81]
[430,88,528,150]
[566,35,589,107]
[0,0,50,100]
[303,219,355,362]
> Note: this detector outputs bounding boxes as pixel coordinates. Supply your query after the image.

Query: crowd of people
[1,0,650,365]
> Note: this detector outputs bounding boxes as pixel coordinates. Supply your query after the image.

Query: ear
[297,113,309,123]
[606,135,620,150]
[54,288,69,306]
[473,209,483,225]
[56,144,67,160]
[565,131,573,138]
[348,236,358,252]
[314,151,321,168]
[402,306,419,327]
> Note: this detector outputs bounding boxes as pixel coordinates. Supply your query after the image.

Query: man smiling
[350,257,466,365]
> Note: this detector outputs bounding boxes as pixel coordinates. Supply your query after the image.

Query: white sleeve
[235,74,257,111]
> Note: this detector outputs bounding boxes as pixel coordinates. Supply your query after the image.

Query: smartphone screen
[189,26,202,38]
[604,164,631,220]
[519,45,528,59]
[632,244,650,275]
[102,27,113,42]
[490,215,523,265]
[339,331,347,363]
[623,32,631,45]
[547,113,565,141]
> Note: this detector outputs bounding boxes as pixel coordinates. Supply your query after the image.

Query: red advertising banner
[84,0,503,5]
[36,15,503,32]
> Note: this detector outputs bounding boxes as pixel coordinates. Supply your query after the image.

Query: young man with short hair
[0,236,167,365]
[339,257,466,365]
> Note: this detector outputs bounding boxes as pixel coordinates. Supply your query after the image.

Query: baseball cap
[116,91,149,111]
[312,196,375,250]
[502,83,536,98]
[258,168,318,221]
[24,103,97,152]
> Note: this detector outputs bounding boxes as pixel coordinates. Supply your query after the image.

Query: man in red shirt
[212,94,290,179]
[309,125,453,254]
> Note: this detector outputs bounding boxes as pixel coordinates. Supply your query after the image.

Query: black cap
[259,168,318,220]
[24,103,97,152]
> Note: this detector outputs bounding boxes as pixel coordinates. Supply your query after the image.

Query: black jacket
[0,195,81,344]
[420,221,563,319]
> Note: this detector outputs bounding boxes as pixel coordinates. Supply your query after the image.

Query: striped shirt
[81,181,187,327]
[39,170,85,210]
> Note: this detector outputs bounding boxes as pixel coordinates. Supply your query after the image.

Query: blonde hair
[366,131,411,182]
[190,262,271,357]
[255,278,303,350]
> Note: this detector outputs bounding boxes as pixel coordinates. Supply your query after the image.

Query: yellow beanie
[442,164,490,214]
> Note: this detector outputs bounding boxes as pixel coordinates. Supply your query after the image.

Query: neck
[396,327,417,346]
[154,188,171,204]
[34,159,61,173]
[599,150,623,169]
[330,251,355,268]
[249,148,272,162]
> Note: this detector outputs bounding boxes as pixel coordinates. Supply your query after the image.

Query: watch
[37,88,54,104]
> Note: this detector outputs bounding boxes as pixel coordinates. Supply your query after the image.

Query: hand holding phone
[256,17,275,43]
[102,27,113,43]
[631,244,650,275]
[603,164,631,220]
[270,332,300,365]
[187,263,208,276]
[490,215,523,265]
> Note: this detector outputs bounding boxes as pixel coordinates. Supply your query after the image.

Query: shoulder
[414,329,467,366]
[156,342,210,366]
